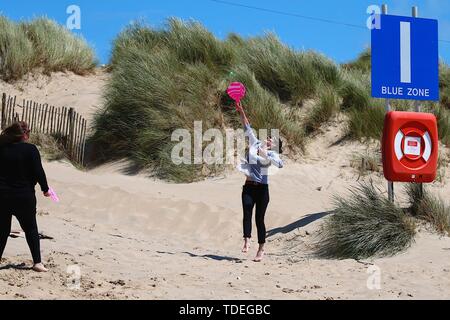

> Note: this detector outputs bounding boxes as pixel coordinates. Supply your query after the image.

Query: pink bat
[48,187,60,203]
[227,82,246,104]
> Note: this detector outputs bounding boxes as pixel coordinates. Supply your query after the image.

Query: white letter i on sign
[400,21,411,83]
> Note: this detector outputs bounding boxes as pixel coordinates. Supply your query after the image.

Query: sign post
[374,4,440,202]
[412,5,424,199]
[412,5,421,114]
[381,4,395,202]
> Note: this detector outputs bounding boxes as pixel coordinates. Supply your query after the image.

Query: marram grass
[0,15,96,81]
[314,181,416,260]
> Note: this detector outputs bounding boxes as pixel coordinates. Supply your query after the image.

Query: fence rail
[1,93,87,166]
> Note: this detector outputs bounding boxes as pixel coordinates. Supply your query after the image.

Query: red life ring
[393,122,432,171]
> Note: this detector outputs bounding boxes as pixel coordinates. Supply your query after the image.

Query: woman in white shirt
[235,103,283,262]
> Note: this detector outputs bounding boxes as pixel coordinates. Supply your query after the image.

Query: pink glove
[48,187,60,203]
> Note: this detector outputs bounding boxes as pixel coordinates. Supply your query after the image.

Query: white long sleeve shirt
[237,124,283,184]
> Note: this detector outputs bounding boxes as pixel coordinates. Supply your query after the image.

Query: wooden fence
[1,93,87,166]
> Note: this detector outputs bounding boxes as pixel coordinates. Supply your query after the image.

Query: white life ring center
[394,130,432,162]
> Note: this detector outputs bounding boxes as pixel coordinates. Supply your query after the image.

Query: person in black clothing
[0,121,50,272]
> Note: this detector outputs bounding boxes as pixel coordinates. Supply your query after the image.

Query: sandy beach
[1,71,450,300]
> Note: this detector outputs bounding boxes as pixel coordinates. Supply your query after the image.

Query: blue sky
[1,0,449,64]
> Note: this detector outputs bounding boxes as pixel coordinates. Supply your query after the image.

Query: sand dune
[0,70,108,122]
[2,129,450,299]
[2,72,450,299]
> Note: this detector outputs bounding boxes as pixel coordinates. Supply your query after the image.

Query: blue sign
[371,14,439,101]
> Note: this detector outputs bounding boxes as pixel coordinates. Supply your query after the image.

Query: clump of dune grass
[234,34,340,105]
[111,19,234,72]
[435,105,450,146]
[164,18,235,71]
[0,16,96,81]
[347,104,385,140]
[315,181,416,259]
[342,48,371,73]
[350,151,381,177]
[232,34,301,103]
[440,63,450,109]
[92,47,215,182]
[22,18,96,75]
[0,16,34,81]
[339,68,386,140]
[29,132,65,161]
[338,68,386,140]
[303,86,340,134]
[338,69,371,111]
[110,21,165,68]
[436,150,449,183]
[229,65,304,146]
[406,183,450,235]
[92,19,308,181]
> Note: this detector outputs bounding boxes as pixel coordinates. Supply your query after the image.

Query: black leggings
[242,184,270,244]
[0,193,41,264]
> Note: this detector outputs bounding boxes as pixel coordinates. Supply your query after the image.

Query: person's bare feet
[32,263,48,272]
[253,246,265,262]
[242,238,250,253]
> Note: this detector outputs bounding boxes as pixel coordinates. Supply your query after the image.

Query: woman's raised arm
[236,102,250,128]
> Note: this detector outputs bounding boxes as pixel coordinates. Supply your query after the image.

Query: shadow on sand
[0,263,32,271]
[266,211,332,238]
[183,252,243,263]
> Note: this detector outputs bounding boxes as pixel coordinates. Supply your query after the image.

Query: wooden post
[42,104,48,134]
[50,106,54,134]
[21,99,25,121]
[68,108,75,154]
[74,112,80,160]
[41,104,46,132]
[57,107,62,134]
[53,106,57,134]
[81,119,87,166]
[78,118,83,164]
[57,107,60,135]
[60,107,65,136]
[22,100,26,123]
[1,93,6,129]
[78,115,84,164]
[63,107,69,148]
[12,96,16,125]
[63,107,68,144]
[75,117,80,163]
[24,101,30,124]
[7,97,13,127]
[70,111,76,158]
[77,114,83,164]
[60,108,65,143]
[39,104,44,133]
[34,103,39,132]
[31,102,36,132]
[36,103,40,132]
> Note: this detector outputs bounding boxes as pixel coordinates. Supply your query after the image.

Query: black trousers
[0,193,41,264]
[242,184,270,244]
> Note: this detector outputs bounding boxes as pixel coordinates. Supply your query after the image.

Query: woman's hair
[0,121,30,147]
[278,138,283,154]
[268,136,283,154]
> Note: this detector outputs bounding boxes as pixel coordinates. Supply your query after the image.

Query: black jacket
[0,142,49,194]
